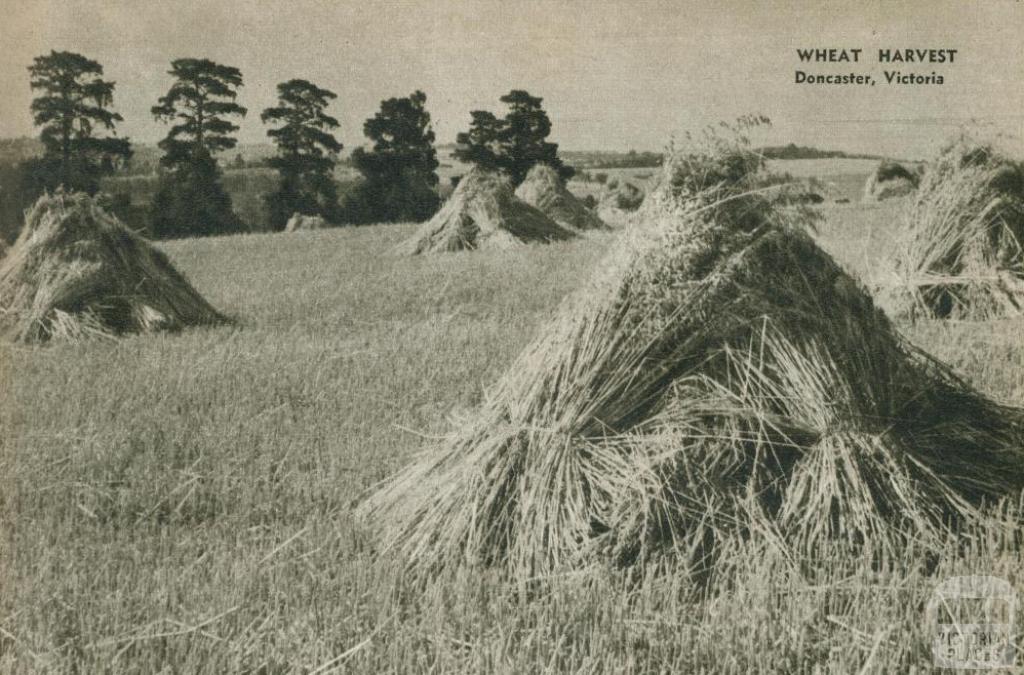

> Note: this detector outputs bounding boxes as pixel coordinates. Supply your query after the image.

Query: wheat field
[2,192,1023,672]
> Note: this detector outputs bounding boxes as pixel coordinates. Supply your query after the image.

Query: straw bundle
[397,169,576,254]
[0,191,228,342]
[876,142,1024,319]
[600,177,645,212]
[285,212,328,232]
[515,164,607,231]
[863,160,919,202]
[361,159,1024,581]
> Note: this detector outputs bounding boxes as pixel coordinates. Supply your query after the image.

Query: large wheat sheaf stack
[0,191,228,342]
[397,168,576,254]
[876,142,1024,320]
[361,147,1024,583]
[515,164,607,231]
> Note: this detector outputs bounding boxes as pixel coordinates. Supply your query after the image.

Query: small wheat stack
[285,212,328,232]
[599,176,645,213]
[863,160,919,202]
[0,191,228,343]
[514,164,607,231]
[876,142,1024,320]
[772,177,827,204]
[361,146,1024,583]
[397,169,576,254]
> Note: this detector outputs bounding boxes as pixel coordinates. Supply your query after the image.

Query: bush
[150,155,246,239]
[342,172,440,225]
[0,160,46,242]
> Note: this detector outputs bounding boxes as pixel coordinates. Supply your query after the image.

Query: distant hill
[0,138,281,173]
[0,137,43,164]
[562,150,663,169]
[757,144,886,161]
[561,146,895,167]
[2,136,900,176]
[437,144,664,170]
[441,143,891,170]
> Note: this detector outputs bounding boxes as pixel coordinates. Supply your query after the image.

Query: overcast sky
[2,0,1022,158]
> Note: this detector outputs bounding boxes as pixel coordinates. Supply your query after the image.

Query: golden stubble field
[2,164,1023,672]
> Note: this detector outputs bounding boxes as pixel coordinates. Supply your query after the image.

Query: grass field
[2,191,1023,672]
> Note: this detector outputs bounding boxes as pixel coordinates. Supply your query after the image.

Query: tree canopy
[454,90,572,186]
[262,79,343,229]
[27,50,132,193]
[345,90,440,223]
[152,58,247,168]
[150,58,247,238]
[357,90,439,183]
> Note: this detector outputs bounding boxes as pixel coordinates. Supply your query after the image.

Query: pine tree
[453,111,503,172]
[453,90,572,186]
[498,90,571,185]
[150,58,247,238]
[346,90,440,223]
[27,50,132,194]
[261,79,343,230]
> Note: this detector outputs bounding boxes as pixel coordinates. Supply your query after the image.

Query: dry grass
[3,169,1024,672]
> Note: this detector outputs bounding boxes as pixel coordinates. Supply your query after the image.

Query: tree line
[8,50,571,239]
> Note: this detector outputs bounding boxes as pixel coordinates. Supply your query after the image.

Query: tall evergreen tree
[498,90,571,184]
[150,58,247,238]
[453,111,503,172]
[26,50,132,194]
[345,90,440,223]
[261,79,343,230]
[453,89,572,186]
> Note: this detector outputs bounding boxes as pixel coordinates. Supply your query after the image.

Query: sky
[2,0,1022,159]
